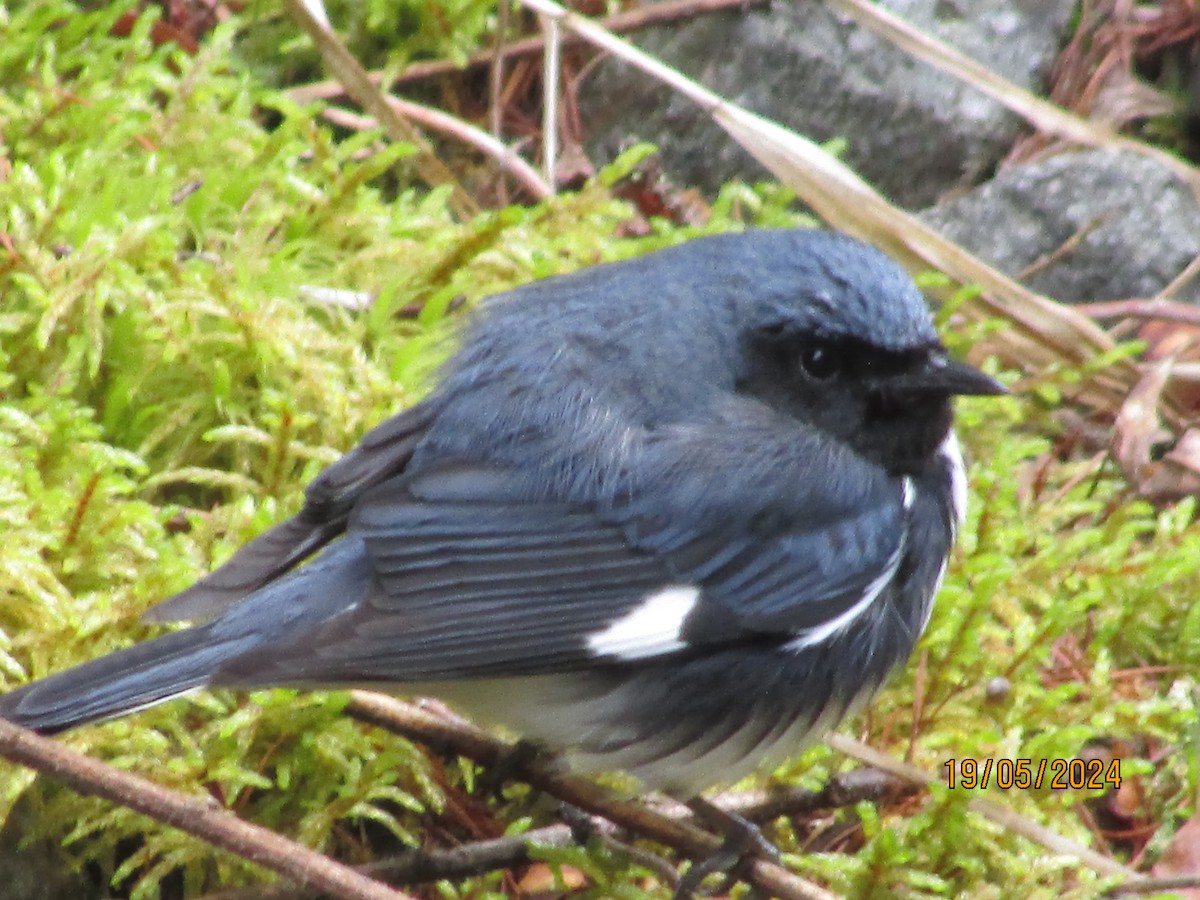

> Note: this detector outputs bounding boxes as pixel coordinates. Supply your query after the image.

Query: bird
[1,227,1003,807]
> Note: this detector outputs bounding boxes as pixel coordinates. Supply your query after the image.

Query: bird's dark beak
[893,352,1007,397]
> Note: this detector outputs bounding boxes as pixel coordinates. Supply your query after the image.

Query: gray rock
[920,149,1200,304]
[580,0,1074,207]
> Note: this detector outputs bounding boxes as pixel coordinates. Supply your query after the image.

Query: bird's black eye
[798,343,839,380]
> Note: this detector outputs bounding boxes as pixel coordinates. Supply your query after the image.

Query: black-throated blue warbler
[1,229,1003,802]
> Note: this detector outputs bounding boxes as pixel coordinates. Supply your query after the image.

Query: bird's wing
[212,445,907,685]
[144,399,441,623]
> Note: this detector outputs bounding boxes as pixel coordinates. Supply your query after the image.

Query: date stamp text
[943,757,1121,790]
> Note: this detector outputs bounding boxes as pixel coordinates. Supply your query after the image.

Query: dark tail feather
[141,515,339,624]
[0,626,254,734]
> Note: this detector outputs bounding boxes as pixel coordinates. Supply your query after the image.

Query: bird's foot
[477,738,553,801]
[674,797,779,899]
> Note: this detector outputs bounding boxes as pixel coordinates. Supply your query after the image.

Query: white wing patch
[585,585,700,660]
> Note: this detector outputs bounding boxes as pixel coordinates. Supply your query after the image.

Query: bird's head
[731,230,1005,475]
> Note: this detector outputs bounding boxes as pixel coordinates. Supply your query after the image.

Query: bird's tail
[0,626,255,734]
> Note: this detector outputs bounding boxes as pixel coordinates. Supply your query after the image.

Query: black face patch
[743,330,935,392]
[736,329,953,476]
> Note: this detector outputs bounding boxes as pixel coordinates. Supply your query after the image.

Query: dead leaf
[1113,358,1200,500]
[1153,815,1200,898]
[610,153,711,227]
[1114,358,1174,478]
[515,861,588,896]
[1165,429,1200,476]
[1139,320,1200,362]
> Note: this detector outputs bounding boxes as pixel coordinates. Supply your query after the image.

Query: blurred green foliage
[2,1,1199,898]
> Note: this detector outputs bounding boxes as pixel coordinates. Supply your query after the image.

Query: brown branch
[202,767,912,899]
[201,823,582,900]
[204,812,685,900]
[656,766,921,823]
[286,0,766,105]
[0,718,414,900]
[345,691,838,900]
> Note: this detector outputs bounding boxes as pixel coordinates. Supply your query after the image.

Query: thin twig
[1016,216,1109,280]
[345,691,838,900]
[1077,299,1200,327]
[285,0,765,104]
[1159,252,1200,300]
[278,0,477,218]
[541,14,560,189]
[1106,874,1200,896]
[489,0,512,203]
[319,103,552,199]
[0,718,413,900]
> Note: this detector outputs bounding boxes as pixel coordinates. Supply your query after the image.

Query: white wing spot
[940,431,968,527]
[785,475,919,652]
[784,545,904,652]
[921,558,949,634]
[585,586,699,661]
